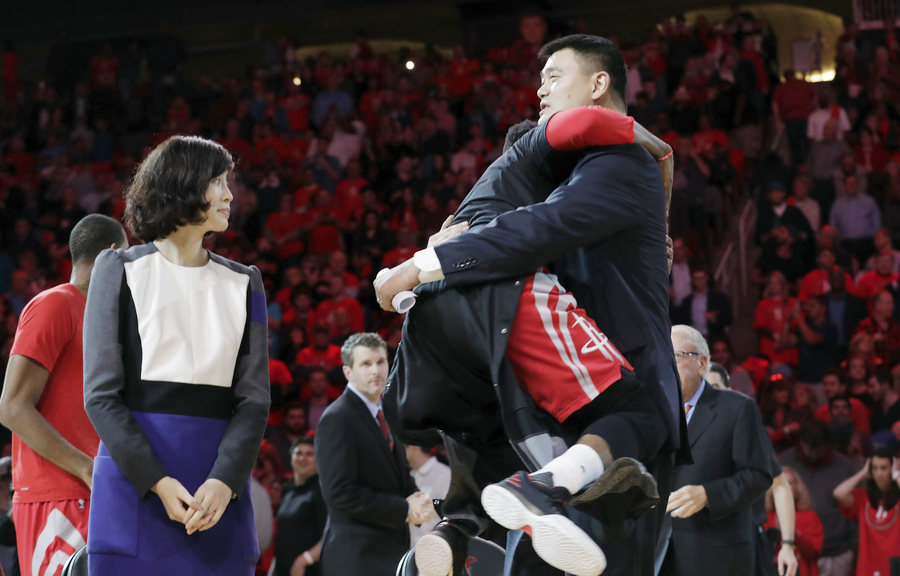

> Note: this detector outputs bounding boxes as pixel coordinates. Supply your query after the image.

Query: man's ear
[592,71,611,102]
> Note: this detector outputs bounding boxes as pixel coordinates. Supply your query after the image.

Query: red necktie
[684,404,692,415]
[376,409,394,450]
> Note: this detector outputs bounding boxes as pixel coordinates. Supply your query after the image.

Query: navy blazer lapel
[343,389,403,478]
[688,382,717,448]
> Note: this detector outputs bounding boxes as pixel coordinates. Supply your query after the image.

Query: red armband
[545,106,635,151]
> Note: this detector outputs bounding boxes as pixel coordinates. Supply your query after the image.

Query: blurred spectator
[798,253,852,302]
[311,71,353,128]
[808,121,850,220]
[808,86,852,143]
[845,353,872,404]
[269,403,308,471]
[790,176,820,232]
[815,369,872,436]
[759,374,801,450]
[757,180,816,267]
[406,443,450,547]
[825,266,868,359]
[709,336,755,397]
[833,449,900,576]
[793,295,838,386]
[826,396,868,456]
[833,153,869,203]
[772,70,816,164]
[778,420,859,576]
[672,265,732,340]
[853,291,900,366]
[763,466,824,576]
[303,368,337,432]
[315,275,365,334]
[830,174,881,265]
[862,228,900,275]
[754,272,800,366]
[668,236,692,309]
[274,436,326,576]
[705,361,730,390]
[296,324,343,375]
[868,371,900,434]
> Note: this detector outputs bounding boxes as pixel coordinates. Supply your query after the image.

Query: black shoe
[569,457,659,525]
[415,520,471,576]
[481,471,606,576]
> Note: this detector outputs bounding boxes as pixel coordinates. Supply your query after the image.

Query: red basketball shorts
[506,272,633,422]
[13,498,89,576]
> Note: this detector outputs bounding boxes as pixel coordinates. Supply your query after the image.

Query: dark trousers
[441,375,671,576]
[784,119,808,165]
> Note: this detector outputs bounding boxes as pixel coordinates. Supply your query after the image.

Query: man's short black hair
[124,135,234,242]
[799,419,830,447]
[69,214,126,265]
[290,435,315,454]
[503,120,539,152]
[828,395,851,411]
[539,34,627,108]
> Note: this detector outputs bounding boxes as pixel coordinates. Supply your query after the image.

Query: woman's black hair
[868,447,900,510]
[124,136,234,242]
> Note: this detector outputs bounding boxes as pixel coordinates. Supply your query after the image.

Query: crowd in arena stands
[0,4,898,576]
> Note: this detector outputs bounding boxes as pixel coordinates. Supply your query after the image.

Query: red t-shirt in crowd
[842,487,900,576]
[90,56,118,89]
[335,177,367,222]
[266,359,294,428]
[10,284,98,503]
[773,78,816,120]
[316,296,365,334]
[280,93,311,132]
[814,399,872,435]
[797,269,856,301]
[764,510,823,576]
[691,129,730,156]
[855,271,899,301]
[382,246,418,269]
[295,344,342,371]
[753,297,799,365]
[264,211,305,259]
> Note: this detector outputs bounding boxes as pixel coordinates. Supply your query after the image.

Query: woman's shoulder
[95,243,158,268]
[207,252,263,285]
[208,251,256,274]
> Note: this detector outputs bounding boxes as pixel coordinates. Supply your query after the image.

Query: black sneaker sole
[569,458,659,521]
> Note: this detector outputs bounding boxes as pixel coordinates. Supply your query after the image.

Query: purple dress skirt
[88,412,258,575]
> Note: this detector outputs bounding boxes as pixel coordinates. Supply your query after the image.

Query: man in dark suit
[314,333,434,576]
[672,266,733,341]
[376,35,686,576]
[824,265,867,359]
[656,325,773,576]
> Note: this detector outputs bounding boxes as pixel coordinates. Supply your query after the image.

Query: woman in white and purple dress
[83,136,270,575]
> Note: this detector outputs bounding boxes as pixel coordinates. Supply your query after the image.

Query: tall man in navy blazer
[376,35,688,576]
[656,325,773,576]
[314,333,434,576]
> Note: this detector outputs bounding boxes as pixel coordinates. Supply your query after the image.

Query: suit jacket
[657,383,773,576]
[315,388,417,576]
[672,291,733,341]
[826,292,867,351]
[434,144,688,462]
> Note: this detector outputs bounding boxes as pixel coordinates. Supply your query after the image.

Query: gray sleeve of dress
[83,249,169,497]
[208,265,271,497]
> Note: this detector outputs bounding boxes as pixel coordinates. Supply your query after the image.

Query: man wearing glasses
[656,325,774,576]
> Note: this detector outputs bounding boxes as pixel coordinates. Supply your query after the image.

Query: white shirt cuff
[413,248,445,283]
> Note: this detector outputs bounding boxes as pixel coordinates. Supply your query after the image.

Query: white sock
[534,444,605,495]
